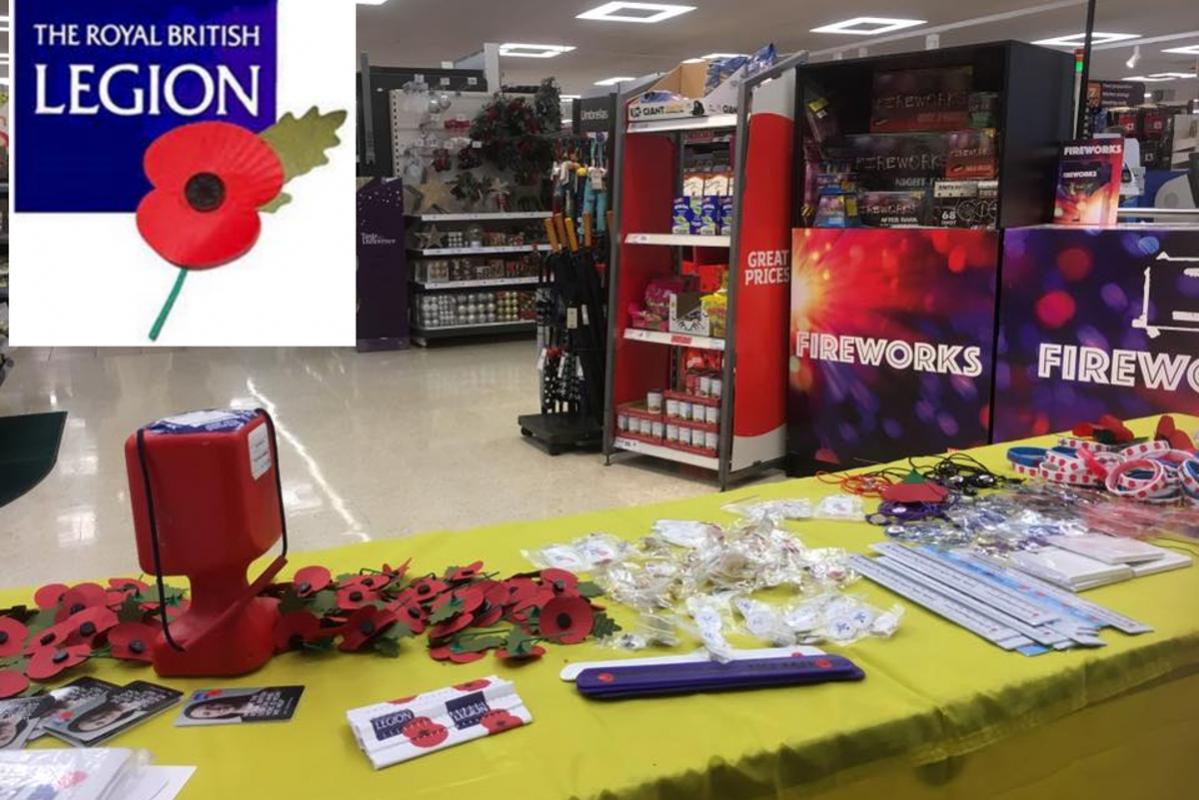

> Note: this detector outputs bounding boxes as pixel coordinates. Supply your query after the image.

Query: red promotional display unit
[124,409,289,677]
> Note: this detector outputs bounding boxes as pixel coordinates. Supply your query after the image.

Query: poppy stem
[149,269,189,342]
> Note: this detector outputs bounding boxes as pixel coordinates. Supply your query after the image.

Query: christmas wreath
[468,85,557,185]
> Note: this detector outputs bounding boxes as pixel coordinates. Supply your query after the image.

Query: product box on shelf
[836,129,997,190]
[1052,139,1123,227]
[669,292,712,337]
[930,180,998,229]
[857,191,927,227]
[870,67,973,133]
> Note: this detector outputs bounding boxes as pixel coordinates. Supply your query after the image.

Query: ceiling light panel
[1163,44,1199,55]
[701,53,748,60]
[595,76,636,86]
[1125,74,1175,82]
[1033,32,1139,47]
[810,17,926,35]
[577,3,696,24]
[498,43,576,59]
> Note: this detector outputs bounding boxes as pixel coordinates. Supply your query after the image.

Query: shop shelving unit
[603,53,807,490]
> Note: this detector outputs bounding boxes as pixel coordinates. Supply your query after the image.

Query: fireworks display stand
[603,53,807,489]
[787,41,1075,476]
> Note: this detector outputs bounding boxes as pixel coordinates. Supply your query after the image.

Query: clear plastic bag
[815,494,865,520]
[783,593,903,644]
[722,497,815,522]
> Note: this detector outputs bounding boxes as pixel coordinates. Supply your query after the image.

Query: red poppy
[540,568,579,593]
[335,586,379,612]
[34,583,70,610]
[394,603,428,635]
[107,623,157,662]
[388,695,417,705]
[428,612,474,641]
[495,645,545,662]
[510,587,555,615]
[0,669,30,699]
[402,717,448,748]
[472,604,504,628]
[447,561,484,582]
[500,578,538,606]
[105,591,131,609]
[339,573,391,592]
[410,578,449,603]
[293,566,332,597]
[24,623,68,655]
[107,578,150,595]
[55,583,107,622]
[137,121,284,269]
[0,617,28,658]
[538,596,594,644]
[273,611,320,653]
[453,679,491,692]
[25,644,91,681]
[338,607,395,652]
[481,581,509,608]
[479,709,524,734]
[448,650,486,664]
[61,607,118,646]
[453,587,486,614]
[428,645,453,662]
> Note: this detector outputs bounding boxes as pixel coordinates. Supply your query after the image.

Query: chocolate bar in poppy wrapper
[346,677,531,769]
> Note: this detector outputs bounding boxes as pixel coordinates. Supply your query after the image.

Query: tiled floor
[0,342,770,588]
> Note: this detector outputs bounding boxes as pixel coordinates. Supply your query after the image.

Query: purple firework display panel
[788,228,999,473]
[995,227,1199,441]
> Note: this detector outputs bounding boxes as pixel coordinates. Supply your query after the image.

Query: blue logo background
[15,1,278,213]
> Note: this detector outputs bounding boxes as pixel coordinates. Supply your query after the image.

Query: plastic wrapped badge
[651,520,722,549]
[573,532,631,567]
[522,543,590,572]
[0,747,152,800]
[783,593,903,645]
[683,595,736,662]
[815,494,865,520]
[732,597,796,646]
[594,559,679,611]
[721,498,815,522]
[802,547,857,589]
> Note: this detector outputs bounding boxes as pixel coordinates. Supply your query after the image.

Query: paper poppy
[55,583,107,621]
[335,586,379,612]
[34,583,70,610]
[24,623,68,655]
[395,603,428,635]
[403,717,448,748]
[61,607,118,646]
[538,596,594,644]
[447,561,484,583]
[472,604,504,628]
[388,695,417,705]
[382,559,412,581]
[428,645,453,662]
[25,644,91,681]
[107,578,150,595]
[500,578,539,607]
[273,611,321,652]
[0,669,30,699]
[338,573,391,592]
[481,581,510,608]
[453,587,486,614]
[293,566,332,597]
[495,645,545,662]
[339,607,394,652]
[0,617,28,658]
[410,578,449,603]
[137,121,284,270]
[428,612,474,641]
[540,569,579,593]
[107,623,157,662]
[479,709,523,734]
[453,679,491,692]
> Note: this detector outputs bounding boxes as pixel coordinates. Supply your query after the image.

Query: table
[5,417,1198,798]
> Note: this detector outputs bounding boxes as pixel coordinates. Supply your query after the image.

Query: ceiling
[358,0,1199,103]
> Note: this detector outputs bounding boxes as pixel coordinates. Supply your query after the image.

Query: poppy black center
[51,650,69,664]
[185,172,226,212]
[0,632,7,644]
[69,603,85,615]
[79,622,97,636]
[349,591,363,602]
[129,640,146,654]
[359,621,376,635]
[288,634,304,648]
[297,582,311,594]
[556,612,572,629]
[40,632,56,646]
[417,585,431,595]
[407,607,421,619]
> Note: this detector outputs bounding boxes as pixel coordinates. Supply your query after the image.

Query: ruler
[847,555,1035,651]
[872,543,1059,626]
[930,548,1153,636]
[872,554,1071,648]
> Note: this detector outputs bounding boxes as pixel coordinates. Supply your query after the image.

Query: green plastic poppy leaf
[427,598,463,625]
[373,637,403,658]
[260,107,348,185]
[451,634,505,653]
[576,581,604,598]
[260,192,293,215]
[116,597,144,624]
[591,612,621,640]
[277,590,306,615]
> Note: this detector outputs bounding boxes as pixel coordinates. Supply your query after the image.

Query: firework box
[836,130,996,190]
[931,180,998,229]
[346,677,532,770]
[858,190,927,227]
[1052,139,1123,227]
[870,66,972,133]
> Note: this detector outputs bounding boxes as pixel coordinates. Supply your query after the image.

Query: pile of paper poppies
[271,560,618,664]
[0,578,188,698]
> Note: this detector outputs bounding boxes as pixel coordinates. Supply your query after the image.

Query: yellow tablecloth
[5,418,1199,799]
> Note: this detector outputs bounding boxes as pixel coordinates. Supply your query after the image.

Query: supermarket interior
[2,0,1199,798]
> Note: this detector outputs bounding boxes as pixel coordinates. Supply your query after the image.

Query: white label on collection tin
[711,378,723,399]
[666,399,679,417]
[678,402,691,421]
[666,424,679,442]
[652,421,664,439]
[699,376,712,396]
[248,424,272,480]
[704,431,719,451]
[639,418,653,435]
[647,392,663,413]
[618,415,629,431]
[705,405,719,425]
[679,428,693,446]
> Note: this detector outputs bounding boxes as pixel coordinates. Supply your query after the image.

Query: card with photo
[174,686,305,727]
[44,680,183,746]
[28,676,123,742]
[0,696,53,750]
